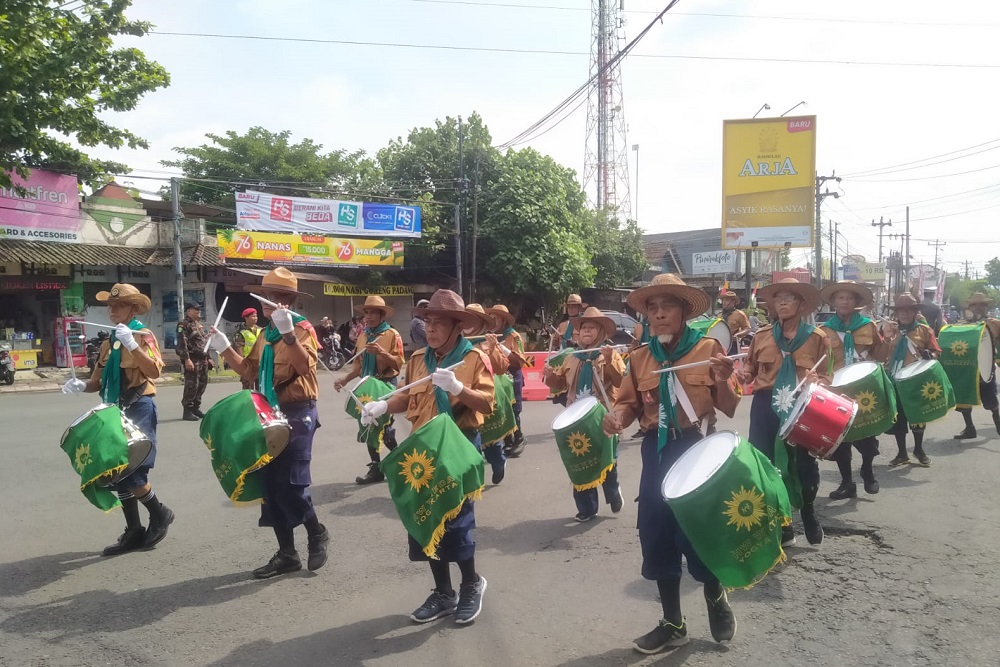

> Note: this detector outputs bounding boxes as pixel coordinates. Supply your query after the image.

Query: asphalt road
[1,382,998,666]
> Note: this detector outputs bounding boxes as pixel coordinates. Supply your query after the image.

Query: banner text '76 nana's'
[217,230,404,268]
[721,116,816,250]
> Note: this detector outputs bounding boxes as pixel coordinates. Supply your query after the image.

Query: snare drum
[831,361,897,441]
[661,431,791,589]
[893,359,956,424]
[778,383,857,459]
[688,317,732,352]
[61,403,153,488]
[551,396,616,491]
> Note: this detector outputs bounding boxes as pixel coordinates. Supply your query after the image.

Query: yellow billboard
[722,116,816,250]
[323,284,414,297]
[217,231,404,267]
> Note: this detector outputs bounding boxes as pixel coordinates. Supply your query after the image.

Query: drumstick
[80,321,151,336]
[594,366,614,412]
[249,293,304,318]
[650,353,748,375]
[378,361,465,402]
[203,296,229,354]
[791,354,828,396]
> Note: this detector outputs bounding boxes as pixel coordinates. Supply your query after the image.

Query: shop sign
[78,265,111,281]
[323,284,414,297]
[0,262,20,275]
[203,267,254,282]
[0,168,82,243]
[120,266,151,281]
[22,263,70,277]
[691,251,737,275]
[217,231,404,268]
[0,276,71,290]
[235,191,422,238]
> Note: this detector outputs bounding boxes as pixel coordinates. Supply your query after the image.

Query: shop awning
[0,240,153,266]
[227,267,352,284]
[146,244,222,267]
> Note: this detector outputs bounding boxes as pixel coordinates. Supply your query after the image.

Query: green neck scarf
[574,350,601,398]
[562,321,574,345]
[101,318,144,405]
[361,321,391,376]
[889,321,919,378]
[502,325,516,339]
[825,312,871,366]
[770,319,816,510]
[639,316,651,344]
[648,325,704,453]
[259,317,306,407]
[424,336,473,417]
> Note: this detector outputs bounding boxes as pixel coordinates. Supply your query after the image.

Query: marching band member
[602,274,738,652]
[741,278,829,547]
[486,304,527,458]
[544,306,626,522]
[819,281,884,499]
[466,303,509,484]
[954,293,1000,439]
[556,293,585,349]
[878,294,941,466]
[720,290,751,355]
[208,267,328,579]
[61,283,173,555]
[362,290,493,625]
[335,295,405,484]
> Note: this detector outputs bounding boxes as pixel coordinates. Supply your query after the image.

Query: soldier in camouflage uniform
[176,301,213,421]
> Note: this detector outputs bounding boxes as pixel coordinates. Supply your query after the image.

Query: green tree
[985,257,1000,288]
[0,0,170,188]
[585,209,647,288]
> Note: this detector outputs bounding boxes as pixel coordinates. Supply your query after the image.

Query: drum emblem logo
[566,432,592,457]
[203,434,213,452]
[855,390,878,414]
[399,449,436,492]
[722,485,766,532]
[949,340,969,356]
[921,381,944,401]
[74,443,93,473]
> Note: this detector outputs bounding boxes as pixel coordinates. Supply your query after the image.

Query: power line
[836,183,1000,212]
[848,163,1000,182]
[841,137,1000,177]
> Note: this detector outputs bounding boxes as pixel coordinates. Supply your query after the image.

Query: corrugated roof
[146,245,222,267]
[0,240,153,266]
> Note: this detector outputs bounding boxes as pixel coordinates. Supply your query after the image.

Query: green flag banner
[894,359,956,424]
[552,397,617,491]
[664,432,791,589]
[345,376,394,451]
[200,391,272,503]
[481,373,517,446]
[60,404,130,511]
[938,324,988,408]
[381,415,485,559]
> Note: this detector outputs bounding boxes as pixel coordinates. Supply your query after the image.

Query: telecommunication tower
[583,0,631,216]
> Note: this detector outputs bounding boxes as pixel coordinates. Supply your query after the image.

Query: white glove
[208,329,231,353]
[271,308,295,335]
[115,324,139,351]
[499,344,513,357]
[361,400,388,426]
[432,368,464,396]
[62,378,87,394]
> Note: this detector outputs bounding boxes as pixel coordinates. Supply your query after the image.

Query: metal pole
[171,178,185,323]
[814,175,822,286]
[633,144,639,221]
[829,220,835,282]
[470,154,480,303]
[744,249,752,308]
[454,118,464,296]
[905,206,911,292]
[458,115,466,300]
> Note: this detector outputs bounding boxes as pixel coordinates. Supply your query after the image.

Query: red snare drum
[778,383,857,459]
[250,391,291,457]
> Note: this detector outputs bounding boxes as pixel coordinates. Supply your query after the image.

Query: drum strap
[671,378,705,436]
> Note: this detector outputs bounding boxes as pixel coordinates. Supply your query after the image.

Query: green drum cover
[938,324,989,408]
[481,373,517,446]
[552,397,617,491]
[894,360,956,424]
[834,363,897,440]
[200,390,271,503]
[61,404,129,511]
[346,376,395,451]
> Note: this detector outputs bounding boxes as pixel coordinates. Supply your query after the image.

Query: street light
[781,101,806,117]
[631,144,639,221]
[753,103,770,119]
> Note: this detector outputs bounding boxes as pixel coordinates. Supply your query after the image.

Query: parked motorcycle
[319,333,346,371]
[86,331,110,373]
[0,343,15,385]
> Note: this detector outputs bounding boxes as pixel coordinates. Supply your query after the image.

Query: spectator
[410,299,429,350]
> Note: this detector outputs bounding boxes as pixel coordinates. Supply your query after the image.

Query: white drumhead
[895,359,936,380]
[707,321,732,350]
[661,431,739,500]
[978,326,994,379]
[344,376,368,411]
[832,361,879,387]
[552,395,599,431]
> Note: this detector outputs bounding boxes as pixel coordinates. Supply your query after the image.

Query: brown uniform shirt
[876,323,940,369]
[500,329,528,370]
[242,325,319,405]
[820,319,881,371]
[557,320,580,348]
[723,309,751,337]
[745,323,832,391]
[615,337,735,431]
[95,328,163,397]
[403,347,495,432]
[478,341,509,375]
[351,327,404,380]
[544,349,625,406]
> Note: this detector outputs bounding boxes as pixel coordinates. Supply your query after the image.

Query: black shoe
[492,460,506,485]
[954,427,977,440]
[506,432,526,458]
[888,454,910,468]
[633,618,688,654]
[801,506,823,545]
[993,412,1000,436]
[102,526,146,556]
[829,481,858,500]
[191,407,205,418]
[862,477,880,494]
[574,511,597,523]
[182,409,200,421]
[502,435,513,455]
[705,588,737,643]
[355,462,385,485]
[455,576,487,624]
[609,488,624,514]
[143,506,175,548]
[780,525,796,548]
[410,589,458,623]
[253,550,302,579]
[631,429,646,440]
[307,525,329,571]
[913,451,931,467]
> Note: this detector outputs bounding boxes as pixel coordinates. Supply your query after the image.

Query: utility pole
[905,206,911,289]
[470,153,480,303]
[815,173,841,286]
[170,177,185,323]
[964,260,971,280]
[832,220,840,280]
[928,239,946,275]
[871,216,892,264]
[454,116,465,297]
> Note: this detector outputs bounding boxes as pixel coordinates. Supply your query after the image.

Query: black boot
[993,410,1000,436]
[307,524,330,572]
[955,409,976,439]
[506,432,526,458]
[912,429,930,467]
[860,462,879,495]
[191,406,205,418]
[182,408,200,422]
[829,480,857,500]
[800,486,823,545]
[355,462,385,485]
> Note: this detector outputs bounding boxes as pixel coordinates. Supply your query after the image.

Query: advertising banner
[843,261,887,284]
[217,230,404,268]
[235,190,421,238]
[0,168,82,243]
[721,116,816,250]
[323,284,414,297]
[692,250,738,275]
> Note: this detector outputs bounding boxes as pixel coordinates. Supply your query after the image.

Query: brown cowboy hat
[820,280,874,309]
[564,293,586,307]
[486,303,516,329]
[626,273,709,318]
[965,292,996,307]
[464,303,496,336]
[413,289,482,330]
[243,266,312,298]
[96,283,151,315]
[569,306,616,341]
[757,278,820,315]
[354,295,395,318]
[721,290,739,300]
[888,293,921,310]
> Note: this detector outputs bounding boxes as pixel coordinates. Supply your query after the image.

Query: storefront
[0,270,70,369]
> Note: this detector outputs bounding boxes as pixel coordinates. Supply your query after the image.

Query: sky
[86,0,1000,278]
